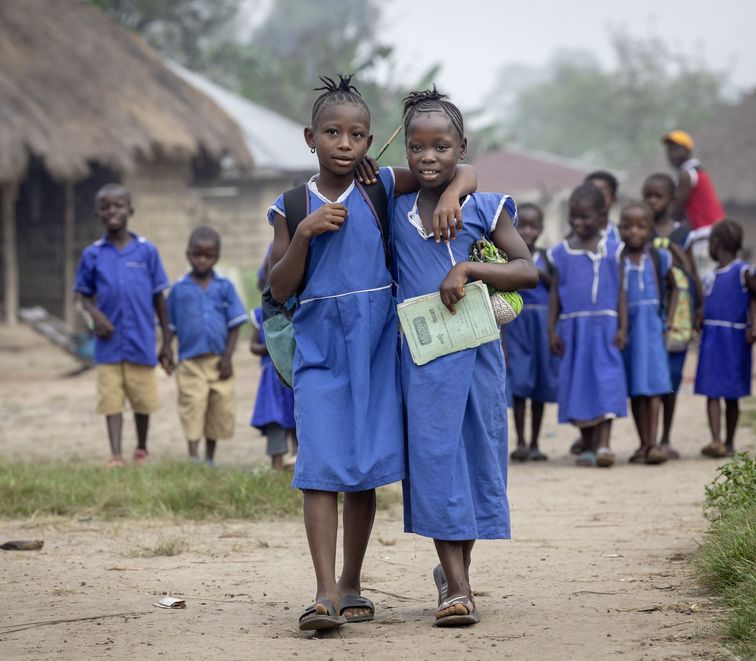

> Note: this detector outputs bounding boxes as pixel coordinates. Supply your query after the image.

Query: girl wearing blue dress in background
[618,203,672,465]
[695,219,756,458]
[250,253,297,470]
[392,89,537,626]
[504,203,559,462]
[548,184,628,468]
[267,75,473,631]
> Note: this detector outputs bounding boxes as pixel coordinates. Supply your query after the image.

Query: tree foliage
[489,31,729,168]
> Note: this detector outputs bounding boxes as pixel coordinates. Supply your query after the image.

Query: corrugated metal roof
[169,62,317,175]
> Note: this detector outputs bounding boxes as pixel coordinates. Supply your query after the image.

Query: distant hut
[474,146,594,245]
[169,63,317,274]
[0,0,252,326]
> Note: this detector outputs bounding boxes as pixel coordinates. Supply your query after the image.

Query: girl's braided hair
[311,74,370,125]
[402,87,464,139]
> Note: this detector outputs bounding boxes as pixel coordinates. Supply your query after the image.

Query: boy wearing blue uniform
[74,183,172,467]
[165,226,247,466]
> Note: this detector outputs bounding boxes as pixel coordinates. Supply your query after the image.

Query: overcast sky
[377,0,756,110]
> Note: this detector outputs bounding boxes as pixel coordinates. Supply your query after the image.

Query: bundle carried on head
[469,238,523,325]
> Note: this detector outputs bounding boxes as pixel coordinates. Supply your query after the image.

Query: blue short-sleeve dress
[505,249,559,403]
[266,169,404,492]
[393,191,514,541]
[548,238,627,425]
[622,249,673,397]
[695,260,753,399]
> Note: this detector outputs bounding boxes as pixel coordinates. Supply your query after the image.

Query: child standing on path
[549,184,628,468]
[392,90,537,626]
[695,219,756,458]
[504,203,559,462]
[266,75,474,631]
[250,255,297,471]
[585,170,620,244]
[164,226,247,466]
[618,203,672,465]
[74,183,171,467]
[644,173,694,457]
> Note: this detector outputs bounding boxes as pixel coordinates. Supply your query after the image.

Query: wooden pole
[63,182,75,328]
[2,181,19,326]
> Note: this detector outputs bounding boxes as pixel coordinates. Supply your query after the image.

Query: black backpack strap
[282,183,310,239]
[355,178,390,267]
[648,246,667,316]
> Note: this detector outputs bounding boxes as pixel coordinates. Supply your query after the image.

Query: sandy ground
[1,325,753,660]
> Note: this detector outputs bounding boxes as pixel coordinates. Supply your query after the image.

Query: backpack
[262,179,390,387]
[650,238,695,352]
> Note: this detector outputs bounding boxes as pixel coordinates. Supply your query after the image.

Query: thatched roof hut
[0,0,252,183]
[0,0,253,326]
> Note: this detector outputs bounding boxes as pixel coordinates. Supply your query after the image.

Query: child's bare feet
[107,455,124,468]
[659,443,680,459]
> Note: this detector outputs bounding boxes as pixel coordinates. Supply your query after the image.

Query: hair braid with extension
[310,74,370,126]
[402,87,464,139]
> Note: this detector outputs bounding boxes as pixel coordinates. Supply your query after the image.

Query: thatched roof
[0,0,253,183]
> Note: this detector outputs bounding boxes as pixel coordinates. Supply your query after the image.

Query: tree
[486,31,730,169]
[90,0,243,69]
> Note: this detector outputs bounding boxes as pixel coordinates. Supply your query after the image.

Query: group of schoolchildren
[74,74,753,634]
[74,185,297,470]
[504,130,756,468]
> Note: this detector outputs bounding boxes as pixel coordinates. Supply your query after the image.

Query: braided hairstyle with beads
[401,87,464,139]
[310,74,370,126]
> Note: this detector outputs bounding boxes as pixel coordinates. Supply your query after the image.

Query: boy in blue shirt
[164,226,247,466]
[74,183,172,467]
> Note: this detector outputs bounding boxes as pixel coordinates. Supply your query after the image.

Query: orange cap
[662,130,694,151]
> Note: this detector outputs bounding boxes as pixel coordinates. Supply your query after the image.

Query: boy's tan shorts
[176,355,236,441]
[96,362,158,415]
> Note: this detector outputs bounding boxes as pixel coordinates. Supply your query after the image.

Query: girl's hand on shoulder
[613,327,627,350]
[549,331,564,357]
[300,203,348,237]
[439,263,469,313]
[355,155,379,185]
[433,189,464,244]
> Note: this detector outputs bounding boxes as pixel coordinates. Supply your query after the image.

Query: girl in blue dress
[250,306,297,470]
[618,203,672,465]
[392,89,537,626]
[548,184,628,468]
[644,173,695,458]
[504,203,559,462]
[267,76,474,631]
[695,219,756,458]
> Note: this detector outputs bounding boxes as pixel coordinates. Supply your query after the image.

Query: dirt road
[1,326,750,659]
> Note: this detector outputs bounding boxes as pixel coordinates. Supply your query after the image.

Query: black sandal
[339,595,375,623]
[298,599,346,631]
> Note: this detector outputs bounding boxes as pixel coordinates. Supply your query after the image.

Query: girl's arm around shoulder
[438,199,537,312]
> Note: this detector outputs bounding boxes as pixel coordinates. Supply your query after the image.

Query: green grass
[0,462,303,520]
[126,535,190,558]
[694,453,756,658]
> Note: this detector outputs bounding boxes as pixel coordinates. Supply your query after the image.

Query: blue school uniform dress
[267,169,404,492]
[250,308,295,432]
[622,250,672,397]
[393,192,513,541]
[548,238,627,425]
[695,260,754,399]
[73,233,169,365]
[505,249,559,403]
[167,271,248,361]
